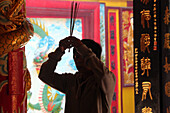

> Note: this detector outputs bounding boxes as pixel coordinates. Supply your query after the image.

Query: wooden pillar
[134,0,170,112]
[0,48,27,113]
[160,0,170,112]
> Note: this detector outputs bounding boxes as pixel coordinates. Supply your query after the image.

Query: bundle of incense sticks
[70,1,79,36]
[67,1,79,52]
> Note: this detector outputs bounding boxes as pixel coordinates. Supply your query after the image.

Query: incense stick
[70,1,74,36]
[70,2,79,36]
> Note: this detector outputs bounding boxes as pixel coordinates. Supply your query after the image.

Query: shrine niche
[26,0,100,112]
[0,0,34,112]
[105,7,122,113]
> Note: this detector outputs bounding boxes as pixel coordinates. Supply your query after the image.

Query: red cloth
[0,48,26,113]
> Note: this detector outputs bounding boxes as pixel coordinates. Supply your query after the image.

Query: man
[39,36,116,113]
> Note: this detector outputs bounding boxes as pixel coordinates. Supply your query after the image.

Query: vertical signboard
[106,7,122,113]
[134,0,161,112]
[161,0,170,113]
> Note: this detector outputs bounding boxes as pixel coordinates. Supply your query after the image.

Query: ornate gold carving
[122,29,128,40]
[0,80,8,92]
[21,68,31,106]
[0,0,34,56]
[122,11,130,25]
[142,106,153,113]
[25,69,31,91]
[0,19,33,55]
[141,57,151,77]
[142,82,153,101]
[0,0,25,34]
[30,18,49,36]
[0,53,8,76]
[165,82,170,97]
[122,11,134,84]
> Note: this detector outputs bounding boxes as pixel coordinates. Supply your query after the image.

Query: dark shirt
[39,44,116,113]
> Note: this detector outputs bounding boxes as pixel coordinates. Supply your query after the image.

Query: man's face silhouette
[73,50,91,72]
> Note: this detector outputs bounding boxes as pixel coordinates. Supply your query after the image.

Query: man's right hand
[59,36,83,51]
[59,37,73,50]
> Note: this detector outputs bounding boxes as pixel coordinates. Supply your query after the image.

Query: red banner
[106,8,122,113]
[0,48,27,113]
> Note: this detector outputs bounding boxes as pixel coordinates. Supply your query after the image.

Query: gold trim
[165,82,170,97]
[0,80,8,92]
[30,18,49,36]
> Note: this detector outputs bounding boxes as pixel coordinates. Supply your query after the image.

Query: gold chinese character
[141,57,151,76]
[164,6,170,25]
[164,33,170,49]
[142,106,153,113]
[141,10,151,28]
[141,0,150,5]
[165,82,170,97]
[140,34,150,53]
[163,57,170,74]
[142,82,153,101]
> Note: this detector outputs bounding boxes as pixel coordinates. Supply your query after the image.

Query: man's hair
[74,39,102,59]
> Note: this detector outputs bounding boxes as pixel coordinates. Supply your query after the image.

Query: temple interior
[1,0,134,112]
[1,0,169,113]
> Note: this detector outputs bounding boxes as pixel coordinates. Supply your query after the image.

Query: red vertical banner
[0,48,27,113]
[106,8,122,113]
[8,50,24,95]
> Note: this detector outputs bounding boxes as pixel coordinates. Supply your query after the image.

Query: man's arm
[76,44,116,108]
[76,44,116,93]
[58,36,116,93]
[38,47,72,93]
[61,36,116,92]
[58,36,116,108]
[39,36,82,93]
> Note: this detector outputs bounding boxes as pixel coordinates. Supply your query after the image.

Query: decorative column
[0,48,27,113]
[134,0,170,113]
[0,0,33,112]
[161,0,170,112]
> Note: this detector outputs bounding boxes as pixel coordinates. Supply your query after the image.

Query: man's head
[81,39,102,59]
[73,39,102,72]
